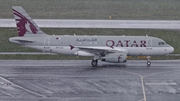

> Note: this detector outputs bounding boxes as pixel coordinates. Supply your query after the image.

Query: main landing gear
[91,55,99,66]
[147,56,151,67]
[91,59,98,66]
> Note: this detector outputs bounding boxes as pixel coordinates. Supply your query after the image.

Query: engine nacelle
[101,53,127,63]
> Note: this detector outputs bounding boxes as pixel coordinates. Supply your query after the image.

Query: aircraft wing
[71,45,128,56]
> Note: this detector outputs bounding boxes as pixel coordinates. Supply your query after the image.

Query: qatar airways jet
[9,6,174,66]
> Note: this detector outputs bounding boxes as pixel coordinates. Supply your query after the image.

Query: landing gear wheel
[147,61,151,66]
[91,59,98,66]
[146,56,151,67]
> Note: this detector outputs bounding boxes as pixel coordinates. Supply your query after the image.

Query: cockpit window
[158,42,166,45]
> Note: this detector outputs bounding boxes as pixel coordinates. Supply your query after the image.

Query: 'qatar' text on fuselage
[106,40,147,47]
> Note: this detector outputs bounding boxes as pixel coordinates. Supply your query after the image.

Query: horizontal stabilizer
[9,37,34,44]
[15,39,34,43]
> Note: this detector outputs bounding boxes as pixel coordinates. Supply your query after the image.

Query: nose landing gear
[91,55,99,67]
[147,56,151,66]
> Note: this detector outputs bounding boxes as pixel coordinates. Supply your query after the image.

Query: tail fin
[12,6,46,37]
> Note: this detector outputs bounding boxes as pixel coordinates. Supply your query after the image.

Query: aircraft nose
[168,46,174,53]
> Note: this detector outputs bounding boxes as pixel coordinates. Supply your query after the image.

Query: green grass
[2,28,179,60]
[3,28,180,53]
[0,28,39,52]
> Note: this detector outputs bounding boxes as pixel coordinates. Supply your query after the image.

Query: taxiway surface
[0,60,180,101]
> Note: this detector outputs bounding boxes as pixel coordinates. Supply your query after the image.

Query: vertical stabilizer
[12,6,46,37]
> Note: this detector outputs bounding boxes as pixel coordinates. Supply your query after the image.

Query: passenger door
[44,37,50,52]
[146,39,152,50]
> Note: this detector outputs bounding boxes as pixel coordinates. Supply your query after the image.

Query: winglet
[69,45,75,50]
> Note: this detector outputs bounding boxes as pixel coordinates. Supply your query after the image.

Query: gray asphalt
[1,19,180,30]
[0,60,180,101]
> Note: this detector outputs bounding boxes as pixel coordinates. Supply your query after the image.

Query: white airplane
[9,6,174,66]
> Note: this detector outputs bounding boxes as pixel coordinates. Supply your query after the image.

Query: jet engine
[101,53,127,63]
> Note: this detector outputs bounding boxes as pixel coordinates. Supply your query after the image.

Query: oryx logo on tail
[13,9,38,36]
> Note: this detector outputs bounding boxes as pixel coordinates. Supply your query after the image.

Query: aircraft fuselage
[9,35,174,56]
